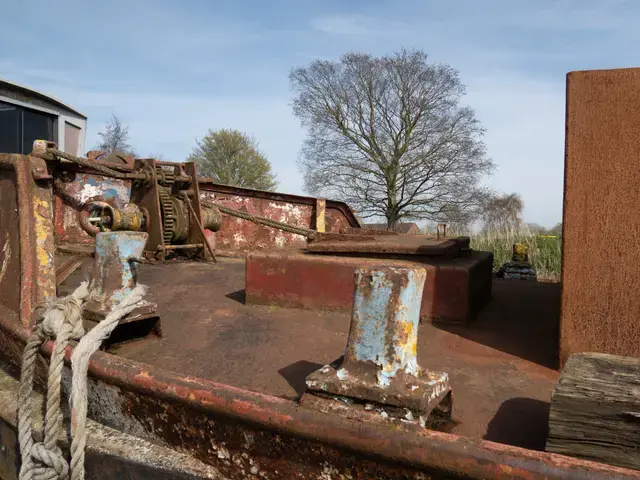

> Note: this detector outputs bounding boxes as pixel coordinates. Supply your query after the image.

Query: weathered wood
[546,352,640,471]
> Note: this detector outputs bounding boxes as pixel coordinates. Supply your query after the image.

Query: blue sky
[1,0,637,227]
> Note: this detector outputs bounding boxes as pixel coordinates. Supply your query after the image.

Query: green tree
[289,48,493,229]
[187,129,278,191]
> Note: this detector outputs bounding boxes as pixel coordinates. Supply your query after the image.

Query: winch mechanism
[74,155,222,261]
[35,139,316,262]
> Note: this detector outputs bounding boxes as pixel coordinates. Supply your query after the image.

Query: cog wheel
[158,186,176,245]
[156,166,175,186]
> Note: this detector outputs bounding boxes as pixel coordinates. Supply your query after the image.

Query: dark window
[22,108,54,154]
[0,101,20,154]
[0,100,55,154]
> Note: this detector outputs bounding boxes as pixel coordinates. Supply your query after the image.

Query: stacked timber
[546,352,640,471]
[496,261,537,280]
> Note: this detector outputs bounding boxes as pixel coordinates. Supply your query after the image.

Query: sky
[1,0,638,227]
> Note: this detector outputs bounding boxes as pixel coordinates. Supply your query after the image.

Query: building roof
[363,222,420,234]
[0,78,87,119]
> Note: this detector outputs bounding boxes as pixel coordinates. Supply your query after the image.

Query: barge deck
[61,256,561,451]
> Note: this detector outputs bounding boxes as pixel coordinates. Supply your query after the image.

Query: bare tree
[96,113,136,156]
[289,49,494,229]
[481,192,524,232]
[438,202,481,234]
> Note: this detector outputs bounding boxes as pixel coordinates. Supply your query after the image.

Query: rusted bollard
[84,231,157,322]
[303,265,451,428]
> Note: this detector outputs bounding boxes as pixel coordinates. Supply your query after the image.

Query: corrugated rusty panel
[561,68,640,366]
[245,251,493,323]
[54,171,132,245]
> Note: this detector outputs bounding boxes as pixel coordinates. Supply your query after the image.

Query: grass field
[469,228,562,282]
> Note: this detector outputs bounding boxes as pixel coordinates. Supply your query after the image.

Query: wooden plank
[546,352,640,471]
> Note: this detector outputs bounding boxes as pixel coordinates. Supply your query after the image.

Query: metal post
[84,231,156,322]
[315,198,326,233]
[304,265,451,426]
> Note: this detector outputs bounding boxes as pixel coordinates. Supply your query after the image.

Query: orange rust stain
[231,399,294,423]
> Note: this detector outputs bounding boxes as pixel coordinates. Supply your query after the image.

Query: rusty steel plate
[57,259,559,449]
[307,234,470,256]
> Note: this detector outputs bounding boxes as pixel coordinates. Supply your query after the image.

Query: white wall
[58,115,87,155]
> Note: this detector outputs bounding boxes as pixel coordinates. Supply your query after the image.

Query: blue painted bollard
[304,265,451,425]
[84,231,156,322]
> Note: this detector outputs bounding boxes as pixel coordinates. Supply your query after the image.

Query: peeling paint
[305,265,451,418]
[55,173,132,245]
[350,267,425,383]
[34,198,53,269]
[79,184,105,203]
[199,191,352,256]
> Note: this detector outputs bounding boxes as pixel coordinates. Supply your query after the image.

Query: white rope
[18,282,148,480]
[18,282,89,480]
[69,284,147,480]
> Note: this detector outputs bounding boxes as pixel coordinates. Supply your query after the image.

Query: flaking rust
[204,194,310,254]
[303,265,452,428]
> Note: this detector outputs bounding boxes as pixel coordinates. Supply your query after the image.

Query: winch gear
[158,186,177,245]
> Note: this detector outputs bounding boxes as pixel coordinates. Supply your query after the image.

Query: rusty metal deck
[60,257,560,451]
[307,233,469,256]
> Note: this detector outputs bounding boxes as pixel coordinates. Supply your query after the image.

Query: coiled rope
[18,283,148,480]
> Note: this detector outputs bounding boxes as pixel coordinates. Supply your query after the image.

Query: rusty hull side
[0,154,56,327]
[50,167,359,256]
[245,250,494,324]
[199,184,358,256]
[0,167,20,314]
[561,68,640,365]
[0,315,637,480]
